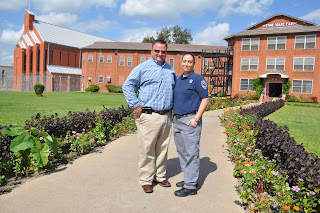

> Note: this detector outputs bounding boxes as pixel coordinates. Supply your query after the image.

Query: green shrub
[105,85,122,93]
[34,84,45,97]
[286,95,299,102]
[85,84,100,92]
[283,79,291,95]
[298,97,313,103]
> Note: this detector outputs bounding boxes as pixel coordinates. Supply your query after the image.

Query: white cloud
[32,0,117,13]
[73,16,112,33]
[120,0,273,19]
[37,13,78,28]
[120,27,159,42]
[0,0,27,11]
[300,9,320,24]
[0,50,14,66]
[0,26,23,45]
[192,22,230,45]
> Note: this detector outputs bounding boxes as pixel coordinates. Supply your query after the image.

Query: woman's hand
[187,118,198,127]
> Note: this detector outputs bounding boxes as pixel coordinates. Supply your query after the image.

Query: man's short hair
[152,39,168,49]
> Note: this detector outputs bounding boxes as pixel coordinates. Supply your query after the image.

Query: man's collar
[151,57,167,66]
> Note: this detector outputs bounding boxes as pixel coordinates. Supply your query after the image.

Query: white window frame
[292,80,313,94]
[98,76,104,83]
[241,58,258,71]
[169,58,174,67]
[107,56,112,63]
[140,57,146,63]
[119,56,125,66]
[293,57,315,71]
[99,56,104,63]
[240,78,254,91]
[82,56,85,62]
[88,55,93,63]
[266,58,285,71]
[267,36,286,50]
[242,38,259,51]
[127,57,133,66]
[203,59,209,68]
[295,34,316,49]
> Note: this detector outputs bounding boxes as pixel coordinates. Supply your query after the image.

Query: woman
[173,53,209,197]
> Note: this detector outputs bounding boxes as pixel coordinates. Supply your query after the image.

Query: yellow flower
[293,206,299,211]
[283,205,290,211]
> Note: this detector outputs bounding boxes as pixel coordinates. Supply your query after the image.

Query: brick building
[225,14,320,100]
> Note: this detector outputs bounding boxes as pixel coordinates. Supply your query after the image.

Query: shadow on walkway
[166,157,217,190]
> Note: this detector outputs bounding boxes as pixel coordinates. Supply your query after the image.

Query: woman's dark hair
[182,53,195,64]
[152,39,168,48]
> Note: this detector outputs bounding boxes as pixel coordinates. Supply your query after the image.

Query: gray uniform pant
[173,114,202,190]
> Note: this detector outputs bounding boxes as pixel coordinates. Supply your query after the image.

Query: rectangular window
[119,56,125,66]
[169,58,174,67]
[127,57,133,66]
[267,36,286,50]
[241,58,258,71]
[295,35,316,49]
[140,57,146,63]
[242,38,259,51]
[98,76,104,83]
[88,55,93,63]
[107,56,112,63]
[292,80,313,93]
[294,57,314,71]
[266,58,285,71]
[82,56,85,62]
[204,59,209,68]
[99,56,104,63]
[240,79,254,91]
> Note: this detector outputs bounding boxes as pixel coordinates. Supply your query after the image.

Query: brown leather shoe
[157,180,171,187]
[142,185,153,193]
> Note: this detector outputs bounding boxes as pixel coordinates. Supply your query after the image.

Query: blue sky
[1,0,320,66]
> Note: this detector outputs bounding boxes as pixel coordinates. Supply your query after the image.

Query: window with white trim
[140,57,146,63]
[240,79,254,91]
[88,55,93,63]
[266,58,285,71]
[292,80,313,93]
[241,58,258,71]
[98,76,104,83]
[119,56,125,66]
[294,57,314,71]
[99,56,104,63]
[107,56,112,63]
[203,59,208,68]
[82,56,85,62]
[169,58,174,67]
[127,57,133,66]
[242,38,259,51]
[267,36,286,50]
[295,35,316,49]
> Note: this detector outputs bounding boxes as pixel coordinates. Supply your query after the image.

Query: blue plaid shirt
[123,58,177,111]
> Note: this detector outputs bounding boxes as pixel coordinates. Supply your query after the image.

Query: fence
[14,74,81,92]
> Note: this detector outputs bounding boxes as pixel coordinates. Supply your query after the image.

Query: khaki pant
[135,111,172,186]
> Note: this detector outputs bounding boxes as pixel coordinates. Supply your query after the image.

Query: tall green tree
[142,25,193,44]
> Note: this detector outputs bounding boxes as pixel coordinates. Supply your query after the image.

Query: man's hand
[187,118,198,127]
[133,104,143,118]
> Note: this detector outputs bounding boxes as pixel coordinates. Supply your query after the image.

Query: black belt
[174,111,197,119]
[142,107,171,115]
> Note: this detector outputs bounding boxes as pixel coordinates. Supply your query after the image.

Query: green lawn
[265,102,320,157]
[0,91,128,126]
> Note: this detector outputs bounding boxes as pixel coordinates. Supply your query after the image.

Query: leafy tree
[142,25,193,44]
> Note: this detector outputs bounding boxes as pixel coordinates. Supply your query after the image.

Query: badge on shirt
[189,79,193,84]
[201,80,208,89]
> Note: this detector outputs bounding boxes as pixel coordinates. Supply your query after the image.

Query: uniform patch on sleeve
[201,80,207,89]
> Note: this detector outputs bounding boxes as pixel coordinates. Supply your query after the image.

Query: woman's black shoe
[174,187,197,197]
[176,181,184,187]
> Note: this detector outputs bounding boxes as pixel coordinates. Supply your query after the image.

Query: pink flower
[262,166,265,170]
[73,135,76,137]
[292,186,300,192]
[276,192,281,196]
[58,138,62,141]
[39,137,43,140]
[65,137,68,139]
[88,125,92,128]
[310,191,315,195]
[299,178,304,182]
[90,138,95,143]
[273,171,278,176]
[76,133,80,136]
[249,169,255,174]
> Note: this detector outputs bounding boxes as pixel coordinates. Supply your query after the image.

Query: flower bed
[220,100,319,212]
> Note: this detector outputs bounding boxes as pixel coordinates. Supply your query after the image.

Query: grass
[0,91,128,126]
[265,102,320,157]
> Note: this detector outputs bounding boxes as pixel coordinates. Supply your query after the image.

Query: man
[122,39,176,193]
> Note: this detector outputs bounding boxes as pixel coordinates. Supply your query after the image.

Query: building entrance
[269,83,282,97]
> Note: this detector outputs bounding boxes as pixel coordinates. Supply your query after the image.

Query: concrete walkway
[0,109,246,213]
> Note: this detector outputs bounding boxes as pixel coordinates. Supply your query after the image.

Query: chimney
[24,10,35,34]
